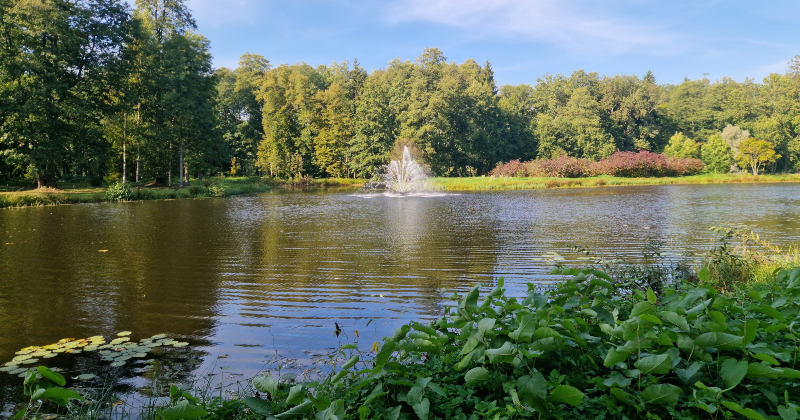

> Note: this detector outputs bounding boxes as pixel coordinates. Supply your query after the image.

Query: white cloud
[386,0,676,55]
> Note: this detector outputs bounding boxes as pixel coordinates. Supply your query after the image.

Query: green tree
[663,132,700,159]
[701,134,733,173]
[736,138,780,176]
[0,0,131,188]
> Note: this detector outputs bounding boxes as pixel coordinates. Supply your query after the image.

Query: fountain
[382,146,427,193]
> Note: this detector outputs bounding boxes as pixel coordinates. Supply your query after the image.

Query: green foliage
[664,132,701,159]
[235,265,800,419]
[105,182,134,202]
[737,138,781,176]
[702,134,734,173]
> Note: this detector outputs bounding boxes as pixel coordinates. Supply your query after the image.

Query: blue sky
[172,0,799,86]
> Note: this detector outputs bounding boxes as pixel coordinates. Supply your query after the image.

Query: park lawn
[428,172,800,191]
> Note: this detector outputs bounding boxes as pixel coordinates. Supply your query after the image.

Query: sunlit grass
[429,173,800,191]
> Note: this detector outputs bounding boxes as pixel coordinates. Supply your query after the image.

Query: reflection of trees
[0,199,235,402]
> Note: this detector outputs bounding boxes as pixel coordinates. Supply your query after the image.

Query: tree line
[2,0,800,187]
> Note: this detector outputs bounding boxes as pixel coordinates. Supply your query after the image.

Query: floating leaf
[74,374,97,381]
[0,365,18,372]
[133,353,148,358]
[117,331,132,336]
[18,359,38,365]
[110,361,126,367]
[151,334,167,340]
[173,342,189,348]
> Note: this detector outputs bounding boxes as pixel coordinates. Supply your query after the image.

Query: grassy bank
[0,177,368,209]
[8,230,800,419]
[429,173,800,191]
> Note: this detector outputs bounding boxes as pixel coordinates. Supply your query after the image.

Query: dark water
[1,183,800,403]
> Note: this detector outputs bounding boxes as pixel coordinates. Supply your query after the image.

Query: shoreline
[428,173,800,191]
[3,173,800,208]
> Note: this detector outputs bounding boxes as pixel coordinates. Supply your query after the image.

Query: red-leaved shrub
[490,151,705,178]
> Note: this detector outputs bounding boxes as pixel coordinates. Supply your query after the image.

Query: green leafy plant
[13,366,84,419]
[105,182,134,202]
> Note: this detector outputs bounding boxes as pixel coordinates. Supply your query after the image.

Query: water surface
[2,183,800,403]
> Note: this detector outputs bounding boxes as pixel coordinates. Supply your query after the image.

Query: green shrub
[208,185,225,197]
[105,182,133,202]
[244,267,800,419]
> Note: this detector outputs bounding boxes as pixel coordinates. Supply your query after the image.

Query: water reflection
[2,183,800,403]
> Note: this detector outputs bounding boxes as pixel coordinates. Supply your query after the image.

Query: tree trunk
[122,112,127,183]
[179,138,184,188]
[136,148,140,183]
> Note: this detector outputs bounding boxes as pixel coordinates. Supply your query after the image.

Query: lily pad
[110,361,126,367]
[0,365,18,372]
[43,353,57,359]
[74,374,97,381]
[151,334,167,340]
[12,355,32,362]
[115,356,132,362]
[133,353,148,358]
[110,337,130,345]
[10,368,27,375]
[18,358,38,364]
[117,331,132,336]
[172,342,189,348]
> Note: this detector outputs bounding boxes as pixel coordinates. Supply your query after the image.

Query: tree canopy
[2,1,800,183]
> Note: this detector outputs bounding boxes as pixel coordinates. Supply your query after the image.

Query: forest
[2,0,800,187]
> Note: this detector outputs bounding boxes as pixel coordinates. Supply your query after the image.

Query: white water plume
[382,146,427,193]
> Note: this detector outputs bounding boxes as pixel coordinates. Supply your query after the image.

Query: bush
[489,159,528,177]
[239,266,800,419]
[104,182,133,202]
[530,156,591,177]
[491,152,705,178]
[208,185,225,197]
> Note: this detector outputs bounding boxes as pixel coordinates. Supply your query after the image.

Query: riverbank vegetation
[430,173,800,192]
[7,230,800,419]
[3,1,800,187]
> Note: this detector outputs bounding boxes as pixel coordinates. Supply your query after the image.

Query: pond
[2,183,800,404]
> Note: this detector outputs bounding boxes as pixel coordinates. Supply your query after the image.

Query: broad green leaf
[609,388,636,407]
[315,399,345,420]
[253,375,280,395]
[509,315,536,342]
[753,353,780,366]
[659,311,691,331]
[778,406,798,420]
[477,318,496,338]
[286,384,305,405]
[161,401,207,420]
[603,348,631,367]
[748,363,782,379]
[548,385,584,407]
[460,285,480,317]
[638,314,662,324]
[694,332,742,349]
[676,362,704,384]
[631,301,654,316]
[485,341,515,364]
[464,367,490,386]
[275,401,313,419]
[37,366,66,386]
[698,266,710,282]
[634,354,671,375]
[532,326,560,339]
[411,398,430,420]
[603,371,632,388]
[720,358,748,389]
[647,288,656,304]
[642,383,681,404]
[517,373,547,403]
[245,398,273,416]
[721,402,766,420]
[755,305,786,322]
